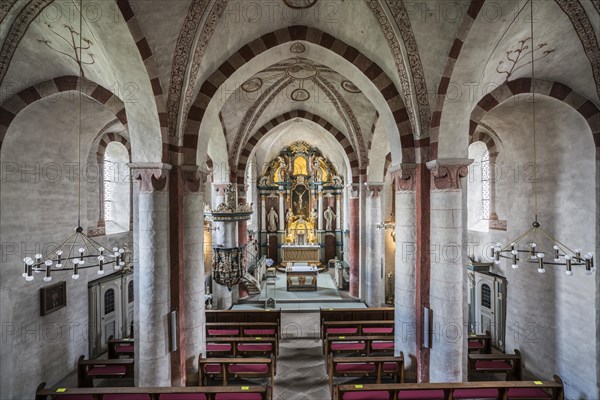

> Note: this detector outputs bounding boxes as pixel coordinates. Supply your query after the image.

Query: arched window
[104,288,115,315]
[481,150,490,220]
[103,142,130,235]
[481,284,491,309]
[128,280,134,303]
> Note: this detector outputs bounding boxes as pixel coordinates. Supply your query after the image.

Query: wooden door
[268,235,278,264]
[475,275,495,339]
[324,234,336,263]
[100,280,122,353]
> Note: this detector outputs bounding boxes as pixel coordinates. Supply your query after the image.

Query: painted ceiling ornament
[290,42,306,53]
[341,80,361,93]
[496,37,555,82]
[242,77,263,92]
[286,61,319,80]
[283,0,318,9]
[37,23,95,77]
[291,88,310,101]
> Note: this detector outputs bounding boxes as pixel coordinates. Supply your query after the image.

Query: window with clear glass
[481,283,491,309]
[481,150,490,220]
[103,142,130,234]
[104,288,115,315]
[128,280,134,303]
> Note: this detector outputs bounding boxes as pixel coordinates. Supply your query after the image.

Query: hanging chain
[77,0,83,227]
[530,0,539,218]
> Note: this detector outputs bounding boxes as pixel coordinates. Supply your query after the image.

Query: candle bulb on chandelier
[537,253,545,273]
[565,255,573,276]
[44,260,53,282]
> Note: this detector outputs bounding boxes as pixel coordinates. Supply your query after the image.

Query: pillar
[237,184,249,300]
[278,191,285,230]
[131,165,171,386]
[182,167,207,384]
[335,193,341,230]
[365,183,384,307]
[390,165,417,375]
[348,184,360,297]
[318,189,324,230]
[212,221,237,310]
[261,195,267,232]
[427,159,472,382]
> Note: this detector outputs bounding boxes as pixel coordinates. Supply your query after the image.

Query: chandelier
[491,0,593,276]
[22,0,124,282]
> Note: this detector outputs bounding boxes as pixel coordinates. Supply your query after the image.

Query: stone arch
[236,110,360,183]
[469,78,600,156]
[96,132,131,162]
[184,26,414,165]
[0,76,128,150]
[469,130,499,156]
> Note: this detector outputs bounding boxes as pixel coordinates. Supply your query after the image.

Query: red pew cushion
[363,327,393,334]
[468,341,484,349]
[229,364,269,374]
[397,390,445,400]
[453,388,499,399]
[383,362,399,372]
[160,395,208,400]
[237,343,273,352]
[475,360,513,371]
[215,394,263,400]
[115,344,134,353]
[331,342,366,351]
[104,396,150,400]
[372,341,394,350]
[207,329,239,336]
[207,343,232,352]
[57,396,94,400]
[204,364,222,374]
[328,328,358,334]
[243,329,276,335]
[87,365,127,376]
[507,388,551,399]
[343,391,390,400]
[335,363,376,373]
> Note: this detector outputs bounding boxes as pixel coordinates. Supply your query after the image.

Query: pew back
[320,308,394,338]
[76,355,134,388]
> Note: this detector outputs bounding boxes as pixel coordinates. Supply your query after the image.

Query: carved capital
[426,159,473,190]
[389,163,417,191]
[129,163,171,192]
[347,183,360,198]
[182,165,209,193]
[365,183,384,198]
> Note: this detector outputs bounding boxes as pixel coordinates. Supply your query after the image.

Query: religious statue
[324,205,336,231]
[267,207,278,232]
[312,156,322,181]
[276,156,287,182]
[310,208,318,227]
[285,208,294,226]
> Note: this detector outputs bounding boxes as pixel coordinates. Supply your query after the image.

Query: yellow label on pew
[339,336,345,339]
[354,385,363,389]
[56,389,66,393]
[534,381,542,385]
[255,337,262,340]
[328,308,334,310]
[241,386,250,390]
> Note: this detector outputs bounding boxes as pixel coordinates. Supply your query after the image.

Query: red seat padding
[331,342,366,351]
[468,341,484,349]
[372,341,394,350]
[363,327,393,334]
[207,343,232,352]
[229,364,269,374]
[328,327,358,334]
[237,343,273,352]
[215,394,263,400]
[343,391,390,400]
[397,390,445,400]
[383,362,398,372]
[475,360,513,371]
[453,388,499,399]
[507,388,551,399]
[207,329,239,336]
[57,396,94,400]
[87,365,127,376]
[243,329,276,335]
[160,395,208,400]
[335,363,376,373]
[104,396,150,400]
[115,344,134,353]
[204,364,222,374]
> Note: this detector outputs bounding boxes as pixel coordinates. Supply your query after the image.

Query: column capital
[365,182,384,197]
[389,163,417,192]
[129,162,171,192]
[426,158,473,190]
[347,183,361,198]
[182,165,209,193]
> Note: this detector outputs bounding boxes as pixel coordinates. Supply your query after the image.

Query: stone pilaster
[348,183,361,298]
[390,164,417,374]
[365,183,384,307]
[426,159,472,382]
[130,163,171,387]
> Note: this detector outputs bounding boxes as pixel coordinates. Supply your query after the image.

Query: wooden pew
[205,310,282,337]
[206,337,278,358]
[467,331,491,354]
[205,322,279,354]
[36,382,272,400]
[324,335,394,357]
[333,376,564,400]
[327,354,404,397]
[468,349,522,381]
[198,356,275,393]
[76,355,134,388]
[107,336,134,359]
[322,321,394,347]
[320,308,394,337]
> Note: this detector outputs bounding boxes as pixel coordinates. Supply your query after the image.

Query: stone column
[237,184,249,300]
[348,184,360,297]
[261,195,267,232]
[335,193,341,230]
[365,183,384,307]
[182,167,207,384]
[318,189,324,230]
[427,159,472,382]
[131,164,171,387]
[390,165,417,374]
[278,191,285,230]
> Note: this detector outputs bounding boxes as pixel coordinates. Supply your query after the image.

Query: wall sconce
[248,229,256,240]
[343,229,350,237]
